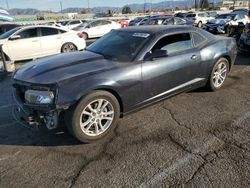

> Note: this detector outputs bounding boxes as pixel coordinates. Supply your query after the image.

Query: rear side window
[70,20,80,25]
[101,20,111,25]
[152,33,193,54]
[41,27,59,36]
[192,32,207,46]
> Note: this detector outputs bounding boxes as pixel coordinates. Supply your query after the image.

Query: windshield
[86,30,151,62]
[0,27,20,39]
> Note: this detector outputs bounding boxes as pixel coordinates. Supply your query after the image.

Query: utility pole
[6,0,9,10]
[144,0,146,14]
[87,0,90,13]
[60,1,63,13]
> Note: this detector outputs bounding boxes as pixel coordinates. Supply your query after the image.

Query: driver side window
[152,33,193,55]
[17,28,38,39]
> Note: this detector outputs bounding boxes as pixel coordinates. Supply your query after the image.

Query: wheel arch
[74,87,124,118]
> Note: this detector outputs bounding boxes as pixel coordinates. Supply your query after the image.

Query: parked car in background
[163,16,194,26]
[78,20,121,39]
[207,11,218,18]
[72,21,90,32]
[203,13,237,34]
[238,23,250,53]
[128,17,144,26]
[0,25,86,63]
[186,12,215,28]
[58,20,85,30]
[13,26,237,143]
[0,23,21,35]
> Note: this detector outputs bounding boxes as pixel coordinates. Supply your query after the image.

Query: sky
[0,0,167,11]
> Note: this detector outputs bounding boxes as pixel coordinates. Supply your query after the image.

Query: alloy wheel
[212,62,228,88]
[79,99,114,136]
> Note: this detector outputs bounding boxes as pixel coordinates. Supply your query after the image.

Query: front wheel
[207,58,229,91]
[65,91,120,143]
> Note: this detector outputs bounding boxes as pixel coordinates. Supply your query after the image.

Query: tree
[122,6,132,14]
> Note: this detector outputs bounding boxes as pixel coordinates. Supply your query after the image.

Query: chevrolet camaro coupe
[13,26,237,143]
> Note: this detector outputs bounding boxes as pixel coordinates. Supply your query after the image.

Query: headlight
[25,90,54,105]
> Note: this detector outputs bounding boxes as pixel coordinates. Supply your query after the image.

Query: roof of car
[118,25,197,34]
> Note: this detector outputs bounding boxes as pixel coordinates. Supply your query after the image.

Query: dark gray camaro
[13,26,237,143]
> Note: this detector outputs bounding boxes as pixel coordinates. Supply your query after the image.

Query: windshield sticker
[133,33,150,38]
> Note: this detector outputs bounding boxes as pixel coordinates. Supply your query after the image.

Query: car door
[40,27,63,56]
[99,20,113,36]
[141,33,202,103]
[6,27,41,61]
[87,21,102,38]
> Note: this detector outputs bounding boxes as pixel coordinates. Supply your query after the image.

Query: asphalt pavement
[0,53,249,188]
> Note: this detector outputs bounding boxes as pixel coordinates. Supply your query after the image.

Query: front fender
[56,77,121,108]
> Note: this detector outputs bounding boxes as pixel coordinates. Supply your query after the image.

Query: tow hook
[44,111,58,130]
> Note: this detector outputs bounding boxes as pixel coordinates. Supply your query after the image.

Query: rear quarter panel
[200,36,237,78]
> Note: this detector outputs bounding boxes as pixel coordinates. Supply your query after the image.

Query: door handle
[32,40,38,42]
[191,55,197,60]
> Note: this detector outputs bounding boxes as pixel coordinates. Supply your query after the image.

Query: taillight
[77,33,84,38]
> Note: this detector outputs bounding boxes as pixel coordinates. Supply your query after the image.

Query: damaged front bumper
[13,89,60,130]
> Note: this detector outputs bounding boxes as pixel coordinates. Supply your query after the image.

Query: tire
[65,91,120,143]
[207,58,229,91]
[198,21,202,28]
[61,43,77,53]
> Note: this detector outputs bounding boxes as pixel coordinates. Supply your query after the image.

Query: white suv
[186,12,215,28]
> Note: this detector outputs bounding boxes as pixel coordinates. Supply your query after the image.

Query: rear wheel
[65,91,120,143]
[207,58,229,91]
[61,43,77,53]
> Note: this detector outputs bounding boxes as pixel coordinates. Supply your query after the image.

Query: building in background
[222,0,249,8]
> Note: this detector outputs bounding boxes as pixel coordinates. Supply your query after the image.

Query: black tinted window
[41,27,59,36]
[192,32,206,46]
[152,33,193,54]
[91,21,102,27]
[175,17,186,25]
[101,20,111,25]
[18,28,38,39]
[70,20,80,25]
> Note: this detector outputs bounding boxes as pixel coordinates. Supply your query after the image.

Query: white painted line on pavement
[232,111,250,128]
[138,154,194,188]
[0,151,21,162]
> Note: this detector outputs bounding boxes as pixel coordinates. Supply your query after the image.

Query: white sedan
[0,25,86,65]
[74,20,121,39]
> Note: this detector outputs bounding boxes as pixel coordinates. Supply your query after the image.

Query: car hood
[13,51,117,85]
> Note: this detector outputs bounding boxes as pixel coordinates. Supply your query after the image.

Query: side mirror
[144,49,168,61]
[9,35,21,40]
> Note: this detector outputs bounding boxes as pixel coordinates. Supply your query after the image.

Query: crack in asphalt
[68,124,119,188]
[162,106,192,133]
